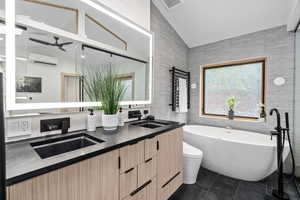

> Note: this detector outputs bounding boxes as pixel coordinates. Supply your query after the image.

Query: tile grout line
[232,180,241,200]
[195,169,221,198]
[205,171,220,198]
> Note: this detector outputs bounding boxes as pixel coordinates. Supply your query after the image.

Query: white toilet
[182,142,203,184]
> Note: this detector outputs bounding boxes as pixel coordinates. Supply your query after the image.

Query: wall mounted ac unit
[28,53,58,66]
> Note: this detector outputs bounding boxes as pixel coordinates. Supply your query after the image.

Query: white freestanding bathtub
[183,125,290,181]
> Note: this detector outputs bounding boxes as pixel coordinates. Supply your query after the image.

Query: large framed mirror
[4,0,152,111]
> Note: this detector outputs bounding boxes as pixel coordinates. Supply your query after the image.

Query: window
[201,58,266,119]
[116,73,135,101]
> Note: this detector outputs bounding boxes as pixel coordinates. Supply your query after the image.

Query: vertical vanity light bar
[149,35,153,103]
[5,0,16,110]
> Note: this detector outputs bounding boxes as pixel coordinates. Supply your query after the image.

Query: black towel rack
[169,67,190,111]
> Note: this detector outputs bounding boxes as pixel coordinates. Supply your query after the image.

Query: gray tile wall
[150,3,189,123]
[188,26,295,134]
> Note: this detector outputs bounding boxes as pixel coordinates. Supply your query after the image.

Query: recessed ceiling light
[0,38,3,41]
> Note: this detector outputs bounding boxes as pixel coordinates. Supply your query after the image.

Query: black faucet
[61,120,69,134]
[41,117,70,134]
[128,110,142,121]
[270,108,281,133]
[267,108,289,200]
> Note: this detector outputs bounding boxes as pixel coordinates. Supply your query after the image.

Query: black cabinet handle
[118,157,121,169]
[130,180,152,196]
[125,167,135,174]
[157,141,159,150]
[162,172,181,188]
[145,158,152,163]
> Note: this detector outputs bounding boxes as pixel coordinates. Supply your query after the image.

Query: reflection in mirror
[13,27,81,104]
[4,0,152,112]
[83,2,150,60]
[0,1,4,99]
[16,0,79,34]
[80,45,149,102]
[4,26,149,106]
[0,0,4,70]
[0,0,3,20]
[85,14,127,51]
[116,73,135,101]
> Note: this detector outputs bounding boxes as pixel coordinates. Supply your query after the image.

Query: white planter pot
[102,113,119,131]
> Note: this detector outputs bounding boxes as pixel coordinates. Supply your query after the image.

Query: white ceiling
[152,0,297,48]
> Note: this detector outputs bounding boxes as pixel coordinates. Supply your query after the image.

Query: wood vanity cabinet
[119,140,145,173]
[7,127,183,200]
[157,128,183,200]
[119,139,158,200]
[119,128,183,200]
[123,178,157,200]
[144,136,158,160]
[7,150,119,200]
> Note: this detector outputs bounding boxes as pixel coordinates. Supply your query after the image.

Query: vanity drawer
[120,167,138,199]
[138,156,157,187]
[120,141,145,173]
[144,136,158,160]
[123,177,156,200]
[157,172,182,200]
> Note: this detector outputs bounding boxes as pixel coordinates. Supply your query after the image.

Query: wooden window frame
[200,58,266,120]
[23,0,79,34]
[60,73,82,112]
[116,73,135,100]
[60,73,82,103]
[85,14,128,50]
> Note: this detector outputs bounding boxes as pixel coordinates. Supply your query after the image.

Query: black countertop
[6,120,184,186]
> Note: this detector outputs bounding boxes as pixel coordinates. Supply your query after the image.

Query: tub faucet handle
[270,130,278,140]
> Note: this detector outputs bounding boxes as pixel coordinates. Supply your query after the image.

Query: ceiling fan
[29,36,73,52]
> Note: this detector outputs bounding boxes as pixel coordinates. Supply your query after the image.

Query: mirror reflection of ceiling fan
[29,36,73,52]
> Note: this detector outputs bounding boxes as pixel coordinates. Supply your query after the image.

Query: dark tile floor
[170,168,300,200]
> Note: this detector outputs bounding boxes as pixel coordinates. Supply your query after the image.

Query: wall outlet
[6,118,32,138]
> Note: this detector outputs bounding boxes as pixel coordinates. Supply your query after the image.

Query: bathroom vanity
[5,121,183,200]
[0,1,177,199]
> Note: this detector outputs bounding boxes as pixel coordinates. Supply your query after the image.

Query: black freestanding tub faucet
[266,108,289,200]
[270,108,282,133]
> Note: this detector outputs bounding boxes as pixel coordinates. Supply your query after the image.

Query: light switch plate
[6,118,32,138]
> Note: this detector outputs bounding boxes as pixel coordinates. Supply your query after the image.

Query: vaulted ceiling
[152,0,297,48]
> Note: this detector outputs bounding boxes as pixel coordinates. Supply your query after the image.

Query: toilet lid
[183,142,203,159]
